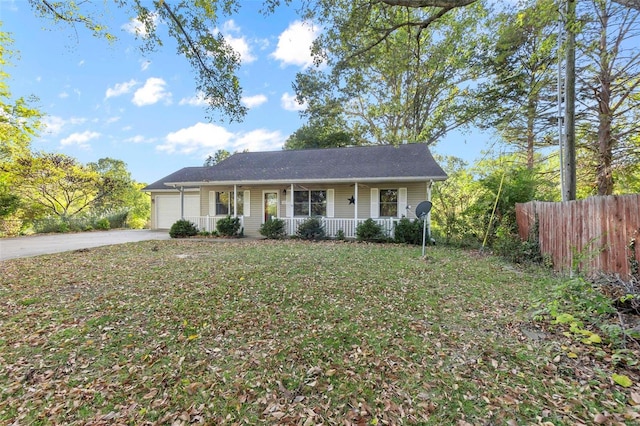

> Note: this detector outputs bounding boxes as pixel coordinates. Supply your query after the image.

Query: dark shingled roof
[142,144,447,190]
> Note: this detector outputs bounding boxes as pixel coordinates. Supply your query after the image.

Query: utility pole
[562,0,577,201]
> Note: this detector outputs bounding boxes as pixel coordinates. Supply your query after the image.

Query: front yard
[1,240,639,424]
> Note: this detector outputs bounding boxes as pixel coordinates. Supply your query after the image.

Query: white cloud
[106,116,121,124]
[58,91,69,99]
[215,20,256,64]
[140,60,151,71]
[226,34,255,64]
[78,60,85,66]
[42,116,87,135]
[280,92,306,112]
[158,122,285,155]
[132,77,171,106]
[60,131,100,149]
[124,135,155,144]
[271,20,321,68]
[241,94,268,108]
[179,92,208,107]
[232,129,284,152]
[105,79,138,99]
[159,123,234,154]
[222,19,241,33]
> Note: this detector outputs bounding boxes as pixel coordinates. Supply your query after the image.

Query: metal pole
[421,214,427,257]
[557,6,566,200]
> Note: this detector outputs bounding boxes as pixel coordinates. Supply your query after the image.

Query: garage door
[155,194,200,229]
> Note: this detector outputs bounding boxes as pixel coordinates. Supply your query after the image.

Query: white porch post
[179,186,184,219]
[354,182,359,219]
[233,184,237,218]
[290,184,294,217]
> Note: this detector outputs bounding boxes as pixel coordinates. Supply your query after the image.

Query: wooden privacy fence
[516,195,640,280]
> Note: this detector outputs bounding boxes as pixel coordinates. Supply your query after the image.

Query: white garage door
[155,194,200,229]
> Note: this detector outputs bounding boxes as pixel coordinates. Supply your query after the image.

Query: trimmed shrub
[105,210,129,229]
[356,218,386,242]
[259,218,287,239]
[394,218,425,245]
[296,217,325,240]
[216,216,242,237]
[169,219,198,238]
[95,218,110,230]
[335,229,346,241]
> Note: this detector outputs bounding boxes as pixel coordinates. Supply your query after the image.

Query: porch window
[214,191,244,216]
[294,190,326,216]
[379,189,398,217]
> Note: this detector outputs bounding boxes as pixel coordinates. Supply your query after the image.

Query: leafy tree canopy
[0,27,42,163]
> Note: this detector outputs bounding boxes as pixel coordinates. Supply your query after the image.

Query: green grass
[1,239,639,424]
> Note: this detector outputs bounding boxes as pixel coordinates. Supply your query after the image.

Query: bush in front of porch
[259,218,286,239]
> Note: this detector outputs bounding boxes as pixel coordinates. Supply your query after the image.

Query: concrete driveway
[0,229,171,261]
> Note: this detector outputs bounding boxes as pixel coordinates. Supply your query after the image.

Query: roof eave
[163,176,447,187]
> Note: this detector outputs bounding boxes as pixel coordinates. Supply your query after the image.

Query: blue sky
[1,0,490,184]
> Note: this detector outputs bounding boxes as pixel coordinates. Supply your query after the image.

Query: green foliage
[356,218,386,242]
[335,229,346,241]
[169,219,198,238]
[95,218,110,230]
[127,217,148,229]
[300,2,490,145]
[430,155,484,246]
[492,220,542,264]
[394,218,425,245]
[529,276,640,368]
[0,192,20,218]
[204,149,231,166]
[216,216,242,237]
[103,210,128,229]
[259,218,287,239]
[0,29,42,164]
[296,217,325,241]
[4,152,101,218]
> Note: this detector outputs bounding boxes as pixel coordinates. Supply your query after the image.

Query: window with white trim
[379,189,398,217]
[294,190,327,216]
[213,191,244,216]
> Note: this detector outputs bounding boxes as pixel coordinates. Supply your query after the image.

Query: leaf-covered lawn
[1,240,639,425]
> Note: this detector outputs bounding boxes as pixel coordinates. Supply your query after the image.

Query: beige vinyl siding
[331,185,356,219]
[241,189,264,236]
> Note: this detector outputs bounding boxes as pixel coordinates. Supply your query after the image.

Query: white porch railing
[182,216,398,238]
[183,216,244,233]
[283,217,399,239]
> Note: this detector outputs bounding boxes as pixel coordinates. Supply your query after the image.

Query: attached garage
[154,193,200,229]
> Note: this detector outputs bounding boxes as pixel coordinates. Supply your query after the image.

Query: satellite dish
[415,201,432,218]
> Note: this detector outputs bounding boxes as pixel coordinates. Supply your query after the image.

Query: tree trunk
[563,0,577,201]
[526,94,536,170]
[596,10,614,195]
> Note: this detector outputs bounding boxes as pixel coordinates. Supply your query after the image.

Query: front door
[263,191,278,222]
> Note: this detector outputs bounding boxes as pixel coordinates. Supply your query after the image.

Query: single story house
[142,144,448,238]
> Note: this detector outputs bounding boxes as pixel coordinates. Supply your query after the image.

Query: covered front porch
[183,215,403,239]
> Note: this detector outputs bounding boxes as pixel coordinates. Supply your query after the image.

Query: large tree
[575,0,640,195]
[0,28,42,163]
[479,0,558,169]
[0,26,42,224]
[4,152,102,218]
[293,1,489,146]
